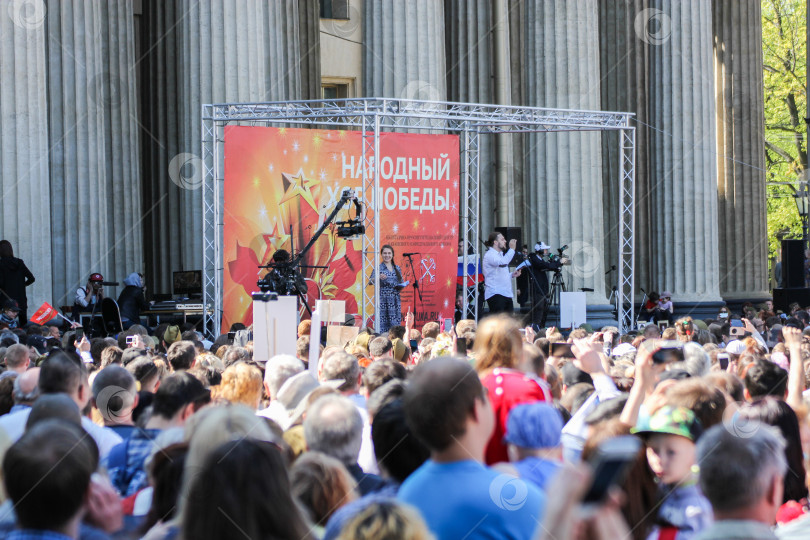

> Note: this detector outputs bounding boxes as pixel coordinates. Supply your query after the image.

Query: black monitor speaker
[782,239,805,289]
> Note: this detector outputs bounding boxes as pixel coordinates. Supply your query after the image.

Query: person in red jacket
[472,314,550,464]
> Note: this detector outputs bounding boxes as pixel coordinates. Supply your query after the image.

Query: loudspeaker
[773,288,810,313]
[782,239,805,288]
[494,226,522,252]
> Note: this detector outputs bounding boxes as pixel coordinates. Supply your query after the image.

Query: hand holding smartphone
[582,435,641,507]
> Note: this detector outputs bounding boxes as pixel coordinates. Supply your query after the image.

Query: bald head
[13,367,40,406]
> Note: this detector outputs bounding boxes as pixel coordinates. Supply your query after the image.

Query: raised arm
[783,326,806,410]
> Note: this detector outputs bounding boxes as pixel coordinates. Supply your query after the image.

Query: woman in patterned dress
[372,244,403,333]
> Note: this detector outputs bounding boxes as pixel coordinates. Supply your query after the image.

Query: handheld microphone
[101,281,119,286]
[402,252,420,257]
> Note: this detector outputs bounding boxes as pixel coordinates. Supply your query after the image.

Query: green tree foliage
[762,0,806,258]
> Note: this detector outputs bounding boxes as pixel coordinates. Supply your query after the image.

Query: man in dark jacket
[527,241,563,327]
[0,241,35,326]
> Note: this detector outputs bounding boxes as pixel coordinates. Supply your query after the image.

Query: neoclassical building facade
[0,0,766,315]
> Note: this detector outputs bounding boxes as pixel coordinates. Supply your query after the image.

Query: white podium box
[560,292,587,329]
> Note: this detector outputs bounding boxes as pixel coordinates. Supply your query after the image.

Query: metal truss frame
[201,98,636,337]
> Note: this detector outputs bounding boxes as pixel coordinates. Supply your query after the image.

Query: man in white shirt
[482,231,521,314]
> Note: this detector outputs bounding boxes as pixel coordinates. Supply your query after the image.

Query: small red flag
[30,303,57,325]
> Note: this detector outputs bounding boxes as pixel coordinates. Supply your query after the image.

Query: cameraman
[261,249,307,296]
[73,273,105,321]
[527,242,564,327]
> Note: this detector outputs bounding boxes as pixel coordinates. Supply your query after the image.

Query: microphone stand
[636,289,649,329]
[403,254,422,323]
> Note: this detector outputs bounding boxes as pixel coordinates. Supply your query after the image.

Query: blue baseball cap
[503,402,563,449]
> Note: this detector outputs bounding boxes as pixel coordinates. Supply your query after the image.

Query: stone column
[0,0,53,309]
[444,0,499,235]
[363,0,446,101]
[141,0,303,292]
[648,0,721,305]
[98,0,143,289]
[298,0,321,100]
[508,0,527,232]
[598,0,651,296]
[523,0,608,304]
[45,0,118,305]
[713,0,768,301]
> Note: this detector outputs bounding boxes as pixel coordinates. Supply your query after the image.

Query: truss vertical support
[617,127,636,334]
[201,105,220,339]
[460,124,481,320]
[360,109,382,330]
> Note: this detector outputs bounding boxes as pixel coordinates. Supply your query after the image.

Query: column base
[517,304,617,331]
[720,292,773,315]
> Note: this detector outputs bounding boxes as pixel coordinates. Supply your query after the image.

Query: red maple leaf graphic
[227,243,261,297]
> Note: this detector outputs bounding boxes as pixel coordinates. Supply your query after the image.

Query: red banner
[30,302,57,325]
[222,126,460,330]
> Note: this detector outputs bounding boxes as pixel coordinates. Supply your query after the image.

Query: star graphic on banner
[319,169,327,181]
[313,134,322,147]
[262,223,291,260]
[412,218,419,230]
[280,169,318,209]
[453,180,458,189]
[268,163,274,173]
[392,223,399,234]
[292,140,300,152]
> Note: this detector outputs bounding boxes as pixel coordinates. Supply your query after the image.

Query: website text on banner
[222,126,460,330]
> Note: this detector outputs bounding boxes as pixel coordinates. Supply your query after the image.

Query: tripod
[403,254,423,322]
[548,270,566,328]
[608,286,619,321]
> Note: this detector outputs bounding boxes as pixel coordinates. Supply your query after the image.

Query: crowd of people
[0,293,807,540]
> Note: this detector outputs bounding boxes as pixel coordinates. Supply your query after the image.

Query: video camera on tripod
[548,245,571,267]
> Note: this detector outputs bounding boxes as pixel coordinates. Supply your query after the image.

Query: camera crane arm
[288,189,363,268]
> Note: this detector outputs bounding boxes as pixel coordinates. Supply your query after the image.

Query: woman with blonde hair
[473,314,550,464]
[216,362,263,409]
[337,500,434,540]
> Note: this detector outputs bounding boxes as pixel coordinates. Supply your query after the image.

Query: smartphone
[717,353,729,370]
[582,435,641,505]
[443,318,454,333]
[227,331,236,340]
[550,342,575,359]
[657,321,669,331]
[729,326,746,338]
[456,336,468,356]
[651,340,684,364]
[409,339,418,350]
[75,328,83,340]
[730,319,744,328]
[126,335,136,346]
